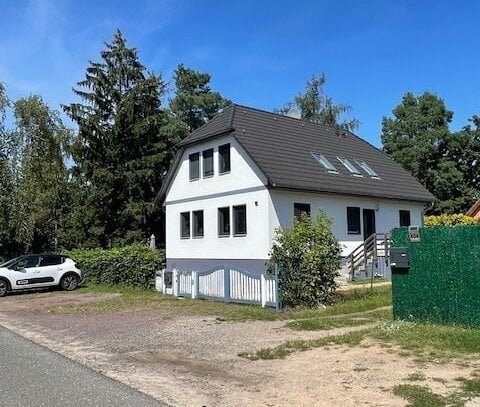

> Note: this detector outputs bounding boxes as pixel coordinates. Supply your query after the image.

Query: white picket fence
[158,265,279,309]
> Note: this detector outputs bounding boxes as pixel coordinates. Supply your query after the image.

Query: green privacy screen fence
[391,226,480,327]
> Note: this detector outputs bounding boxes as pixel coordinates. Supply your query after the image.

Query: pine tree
[63,30,172,247]
[278,73,359,131]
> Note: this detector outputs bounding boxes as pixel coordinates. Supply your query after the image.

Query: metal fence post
[173,268,179,297]
[261,273,267,308]
[224,266,230,302]
[274,263,281,312]
[192,271,198,299]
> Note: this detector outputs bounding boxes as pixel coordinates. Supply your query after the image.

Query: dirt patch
[0,290,120,312]
[0,294,477,406]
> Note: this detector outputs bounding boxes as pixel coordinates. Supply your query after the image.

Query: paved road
[0,326,167,407]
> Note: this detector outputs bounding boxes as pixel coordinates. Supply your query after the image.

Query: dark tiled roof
[161,104,435,204]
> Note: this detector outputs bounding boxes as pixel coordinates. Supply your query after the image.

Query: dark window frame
[233,205,247,236]
[189,153,200,181]
[192,210,204,238]
[39,255,63,267]
[180,212,191,239]
[218,207,231,237]
[218,143,231,174]
[399,210,411,227]
[347,206,361,235]
[202,148,214,178]
[294,203,311,219]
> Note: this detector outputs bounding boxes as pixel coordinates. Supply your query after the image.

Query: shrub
[424,214,480,227]
[66,244,165,289]
[270,211,342,308]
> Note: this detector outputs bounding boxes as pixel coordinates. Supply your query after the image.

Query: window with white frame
[312,153,338,173]
[337,157,361,175]
[355,159,380,178]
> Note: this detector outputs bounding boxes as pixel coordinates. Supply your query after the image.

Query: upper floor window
[347,206,361,234]
[203,149,214,177]
[337,157,361,175]
[233,205,247,235]
[189,153,200,181]
[355,159,379,178]
[180,212,190,238]
[312,153,337,173]
[294,203,311,219]
[219,143,231,174]
[399,210,411,227]
[192,210,204,238]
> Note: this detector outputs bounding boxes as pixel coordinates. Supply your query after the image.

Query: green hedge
[66,244,165,289]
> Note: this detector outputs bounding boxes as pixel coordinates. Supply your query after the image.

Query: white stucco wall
[269,189,425,256]
[165,135,271,263]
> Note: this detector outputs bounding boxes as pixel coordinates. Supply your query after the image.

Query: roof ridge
[232,103,347,131]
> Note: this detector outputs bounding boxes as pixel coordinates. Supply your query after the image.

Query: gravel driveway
[0,290,475,407]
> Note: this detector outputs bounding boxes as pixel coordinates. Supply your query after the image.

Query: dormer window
[355,159,379,178]
[337,157,362,176]
[312,153,337,173]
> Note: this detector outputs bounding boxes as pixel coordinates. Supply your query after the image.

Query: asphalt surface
[0,326,167,407]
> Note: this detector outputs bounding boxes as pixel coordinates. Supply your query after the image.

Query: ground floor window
[347,206,361,234]
[399,210,411,227]
[180,212,190,238]
[192,210,204,237]
[294,202,311,219]
[218,207,230,236]
[233,205,247,235]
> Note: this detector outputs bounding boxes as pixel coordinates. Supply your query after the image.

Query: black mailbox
[390,247,410,271]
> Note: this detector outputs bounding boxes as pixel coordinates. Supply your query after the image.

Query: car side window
[39,255,63,267]
[14,256,40,270]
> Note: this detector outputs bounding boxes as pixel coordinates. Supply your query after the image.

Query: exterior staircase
[343,232,391,281]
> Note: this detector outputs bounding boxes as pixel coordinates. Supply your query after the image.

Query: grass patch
[239,328,372,360]
[406,372,427,382]
[393,384,447,407]
[49,284,391,322]
[287,316,371,331]
[462,378,480,394]
[372,322,480,361]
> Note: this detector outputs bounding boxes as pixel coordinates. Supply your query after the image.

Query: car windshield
[0,256,22,268]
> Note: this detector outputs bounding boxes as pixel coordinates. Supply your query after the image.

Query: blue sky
[1,0,479,146]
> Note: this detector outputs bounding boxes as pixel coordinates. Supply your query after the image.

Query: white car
[0,254,82,297]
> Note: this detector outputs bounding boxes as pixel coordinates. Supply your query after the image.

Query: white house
[158,104,435,275]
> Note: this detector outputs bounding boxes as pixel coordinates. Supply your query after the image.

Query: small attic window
[337,157,362,176]
[355,159,380,178]
[312,153,338,173]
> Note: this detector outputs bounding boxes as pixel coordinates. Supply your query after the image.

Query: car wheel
[60,274,79,291]
[0,280,9,297]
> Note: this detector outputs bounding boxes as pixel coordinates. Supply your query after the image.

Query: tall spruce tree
[278,73,359,131]
[169,64,230,139]
[63,30,172,247]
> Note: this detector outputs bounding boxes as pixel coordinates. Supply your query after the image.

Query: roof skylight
[312,153,337,173]
[337,157,362,175]
[355,159,380,178]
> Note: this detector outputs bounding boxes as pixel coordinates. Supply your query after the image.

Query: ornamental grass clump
[270,211,341,308]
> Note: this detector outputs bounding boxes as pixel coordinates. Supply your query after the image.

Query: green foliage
[424,214,480,227]
[270,211,341,308]
[63,30,173,248]
[382,92,480,214]
[66,245,164,289]
[169,63,230,134]
[277,73,359,131]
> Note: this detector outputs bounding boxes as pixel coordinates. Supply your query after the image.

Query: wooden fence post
[261,273,267,308]
[192,271,198,299]
[224,266,231,302]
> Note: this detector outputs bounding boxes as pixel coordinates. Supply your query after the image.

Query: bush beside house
[67,244,164,289]
[270,211,341,308]
[424,214,480,227]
